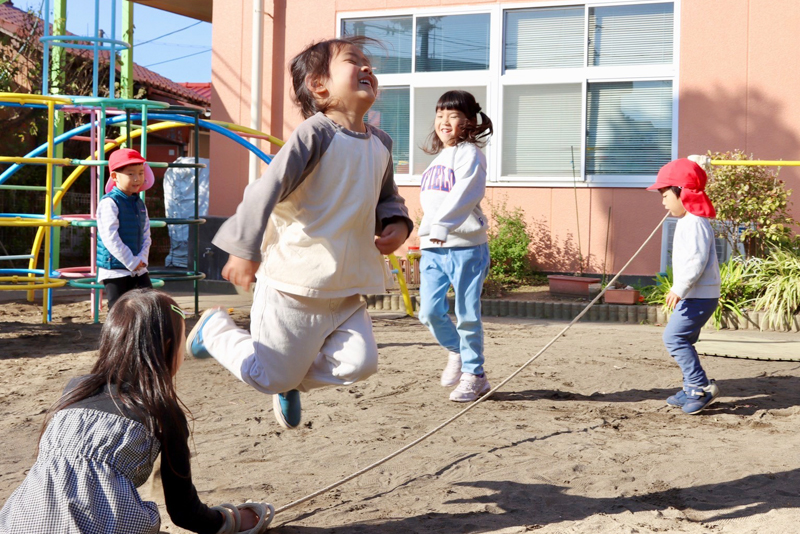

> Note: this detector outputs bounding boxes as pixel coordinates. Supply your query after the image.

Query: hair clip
[170,304,186,319]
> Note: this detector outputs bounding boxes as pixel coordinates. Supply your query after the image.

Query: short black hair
[658,185,682,198]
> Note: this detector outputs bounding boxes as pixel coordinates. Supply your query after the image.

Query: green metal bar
[121,1,134,100]
[51,0,67,271]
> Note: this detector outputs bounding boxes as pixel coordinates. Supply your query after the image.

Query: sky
[14,0,212,83]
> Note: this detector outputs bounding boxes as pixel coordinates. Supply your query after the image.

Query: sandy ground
[1,291,800,534]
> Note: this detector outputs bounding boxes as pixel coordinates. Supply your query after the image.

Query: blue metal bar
[1,114,273,184]
[39,36,133,51]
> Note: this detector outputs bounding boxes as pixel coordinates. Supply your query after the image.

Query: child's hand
[374,221,409,255]
[665,291,681,310]
[222,255,260,290]
[238,506,259,531]
[135,261,146,271]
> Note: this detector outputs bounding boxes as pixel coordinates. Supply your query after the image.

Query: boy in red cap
[648,158,721,414]
[96,148,153,310]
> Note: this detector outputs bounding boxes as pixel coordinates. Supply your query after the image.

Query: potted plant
[603,283,640,305]
[548,274,602,297]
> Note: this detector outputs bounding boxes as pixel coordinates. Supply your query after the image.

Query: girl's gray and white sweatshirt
[418,142,489,249]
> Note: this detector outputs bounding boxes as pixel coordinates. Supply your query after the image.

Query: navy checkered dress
[0,408,161,534]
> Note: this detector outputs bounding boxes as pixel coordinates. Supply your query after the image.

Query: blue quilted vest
[96,187,147,270]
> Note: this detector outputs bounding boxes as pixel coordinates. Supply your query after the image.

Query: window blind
[586,81,673,175]
[505,7,585,70]
[502,84,582,177]
[366,87,411,174]
[588,3,673,66]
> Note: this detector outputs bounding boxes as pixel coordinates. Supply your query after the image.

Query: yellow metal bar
[0,156,74,165]
[0,92,72,105]
[208,120,285,147]
[388,254,415,317]
[42,101,56,322]
[0,278,68,290]
[710,160,800,166]
[0,219,70,227]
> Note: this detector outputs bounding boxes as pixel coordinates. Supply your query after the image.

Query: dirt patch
[1,296,799,533]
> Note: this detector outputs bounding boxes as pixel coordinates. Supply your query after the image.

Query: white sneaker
[441,351,462,387]
[449,373,491,402]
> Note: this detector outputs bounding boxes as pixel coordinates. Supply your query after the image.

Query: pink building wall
[210,0,800,277]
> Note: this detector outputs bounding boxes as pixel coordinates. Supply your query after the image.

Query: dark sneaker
[186,307,224,359]
[273,390,302,429]
[682,380,720,415]
[666,387,688,407]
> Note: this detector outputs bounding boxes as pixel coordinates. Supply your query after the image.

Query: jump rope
[224,213,670,532]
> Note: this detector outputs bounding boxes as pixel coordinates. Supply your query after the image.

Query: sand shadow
[490,374,800,415]
[269,467,800,533]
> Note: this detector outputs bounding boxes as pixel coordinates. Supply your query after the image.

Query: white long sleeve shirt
[671,213,721,299]
[96,197,151,282]
[418,143,489,249]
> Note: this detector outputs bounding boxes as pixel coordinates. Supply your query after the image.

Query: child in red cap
[648,158,721,414]
[96,148,153,310]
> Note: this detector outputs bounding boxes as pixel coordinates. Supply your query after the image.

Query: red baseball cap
[647,158,716,218]
[106,148,154,193]
[108,148,146,172]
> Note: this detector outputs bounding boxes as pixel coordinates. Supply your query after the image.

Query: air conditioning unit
[660,218,744,272]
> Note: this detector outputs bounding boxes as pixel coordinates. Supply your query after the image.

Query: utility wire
[144,48,210,68]
[135,20,202,47]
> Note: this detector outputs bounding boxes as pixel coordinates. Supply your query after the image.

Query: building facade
[209,0,800,277]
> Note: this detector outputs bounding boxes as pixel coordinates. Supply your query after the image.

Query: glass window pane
[342,16,412,74]
[416,14,490,72]
[502,84,582,177]
[586,81,673,175]
[413,87,487,174]
[366,87,410,174]
[505,7,584,70]
[589,3,674,66]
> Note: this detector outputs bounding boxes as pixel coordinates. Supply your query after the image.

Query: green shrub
[705,151,796,257]
[748,246,800,330]
[486,199,538,290]
[641,258,758,329]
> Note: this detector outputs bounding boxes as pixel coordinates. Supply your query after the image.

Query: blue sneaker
[682,380,720,415]
[666,387,688,407]
[185,307,223,359]
[272,390,301,429]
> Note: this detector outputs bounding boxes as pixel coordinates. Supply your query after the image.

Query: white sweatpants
[203,282,378,394]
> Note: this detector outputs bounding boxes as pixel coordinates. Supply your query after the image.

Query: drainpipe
[249,0,264,184]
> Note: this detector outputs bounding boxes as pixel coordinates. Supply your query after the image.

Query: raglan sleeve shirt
[211,118,332,262]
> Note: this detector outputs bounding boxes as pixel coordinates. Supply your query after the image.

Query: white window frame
[337,0,680,189]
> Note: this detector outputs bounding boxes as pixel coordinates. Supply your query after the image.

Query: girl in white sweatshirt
[417,90,494,402]
[648,158,721,415]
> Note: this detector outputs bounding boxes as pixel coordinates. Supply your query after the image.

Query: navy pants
[662,298,718,386]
